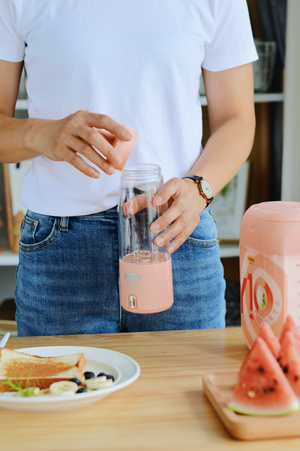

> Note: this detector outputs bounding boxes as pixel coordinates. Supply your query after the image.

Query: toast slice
[0,348,86,392]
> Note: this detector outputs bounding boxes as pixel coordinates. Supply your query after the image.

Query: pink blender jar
[118,164,174,313]
[240,201,300,347]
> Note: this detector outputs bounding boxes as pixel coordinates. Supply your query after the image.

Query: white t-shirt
[0,0,257,216]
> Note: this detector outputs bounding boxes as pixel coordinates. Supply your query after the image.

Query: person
[0,0,257,336]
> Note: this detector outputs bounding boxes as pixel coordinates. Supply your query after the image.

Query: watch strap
[182,175,214,205]
[182,175,203,183]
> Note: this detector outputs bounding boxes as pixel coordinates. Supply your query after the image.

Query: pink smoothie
[119,252,174,313]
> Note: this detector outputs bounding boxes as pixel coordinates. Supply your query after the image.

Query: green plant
[0,373,37,397]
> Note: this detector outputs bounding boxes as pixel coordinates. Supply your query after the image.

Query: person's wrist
[182,175,213,207]
[182,177,207,210]
[23,118,48,155]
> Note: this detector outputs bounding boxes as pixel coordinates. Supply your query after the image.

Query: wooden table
[1,328,300,451]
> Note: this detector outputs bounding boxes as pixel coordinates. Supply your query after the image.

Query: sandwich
[0,348,86,392]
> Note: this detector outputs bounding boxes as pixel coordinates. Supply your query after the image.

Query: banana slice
[38,388,52,396]
[49,381,78,396]
[84,376,114,390]
[15,387,40,397]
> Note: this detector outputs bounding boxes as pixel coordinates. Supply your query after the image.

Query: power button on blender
[129,295,137,309]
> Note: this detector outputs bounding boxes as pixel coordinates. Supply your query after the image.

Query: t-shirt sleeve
[202,0,258,71]
[0,0,26,62]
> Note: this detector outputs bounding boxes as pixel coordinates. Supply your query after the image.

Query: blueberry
[97,372,107,378]
[76,387,88,394]
[106,374,115,382]
[84,371,95,380]
[70,377,81,386]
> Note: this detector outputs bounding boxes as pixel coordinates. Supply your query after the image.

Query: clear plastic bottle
[118,164,174,313]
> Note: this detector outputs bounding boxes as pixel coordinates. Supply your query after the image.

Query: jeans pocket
[185,208,219,248]
[19,211,59,252]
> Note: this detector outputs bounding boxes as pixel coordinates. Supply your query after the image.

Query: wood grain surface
[203,371,300,441]
[1,328,300,451]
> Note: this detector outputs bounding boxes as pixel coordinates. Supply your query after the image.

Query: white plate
[0,346,140,412]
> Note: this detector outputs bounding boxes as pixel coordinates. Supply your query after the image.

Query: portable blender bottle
[240,201,300,347]
[118,164,174,313]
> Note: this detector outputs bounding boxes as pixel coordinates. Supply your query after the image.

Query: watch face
[200,179,213,199]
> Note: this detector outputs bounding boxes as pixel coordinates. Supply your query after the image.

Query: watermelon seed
[283,365,289,374]
[268,387,276,392]
[259,366,265,372]
[247,390,256,398]
[273,378,278,384]
[294,375,299,381]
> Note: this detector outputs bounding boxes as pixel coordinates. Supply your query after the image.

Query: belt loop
[59,217,69,232]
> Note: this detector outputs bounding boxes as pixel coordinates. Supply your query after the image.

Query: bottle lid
[96,124,139,171]
[246,201,300,222]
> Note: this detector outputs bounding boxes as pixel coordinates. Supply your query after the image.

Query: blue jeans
[15,207,226,336]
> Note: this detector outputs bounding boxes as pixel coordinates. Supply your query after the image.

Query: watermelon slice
[258,322,281,359]
[228,337,299,416]
[279,314,300,354]
[236,322,280,381]
[277,330,300,398]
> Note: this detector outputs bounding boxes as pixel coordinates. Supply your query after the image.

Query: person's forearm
[0,114,44,162]
[188,112,255,197]
[0,110,133,177]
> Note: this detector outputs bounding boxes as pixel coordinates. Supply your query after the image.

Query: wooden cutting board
[203,371,300,441]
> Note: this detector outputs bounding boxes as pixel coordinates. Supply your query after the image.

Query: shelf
[253,92,285,103]
[15,99,28,110]
[0,251,19,266]
[16,93,285,112]
[219,242,239,258]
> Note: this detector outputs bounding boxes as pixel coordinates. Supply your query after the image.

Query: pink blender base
[119,257,174,314]
[96,124,139,171]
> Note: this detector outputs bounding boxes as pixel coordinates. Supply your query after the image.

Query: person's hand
[122,192,162,216]
[30,110,132,178]
[149,177,207,254]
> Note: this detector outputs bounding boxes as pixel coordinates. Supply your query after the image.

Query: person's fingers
[47,110,134,177]
[83,111,132,141]
[122,194,149,215]
[149,177,205,253]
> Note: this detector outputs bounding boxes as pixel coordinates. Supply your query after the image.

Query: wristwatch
[182,175,214,205]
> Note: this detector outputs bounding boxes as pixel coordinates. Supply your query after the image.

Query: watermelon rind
[228,337,300,416]
[228,402,299,417]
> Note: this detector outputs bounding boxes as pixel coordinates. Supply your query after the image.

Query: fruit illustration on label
[257,284,267,310]
[240,249,287,346]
